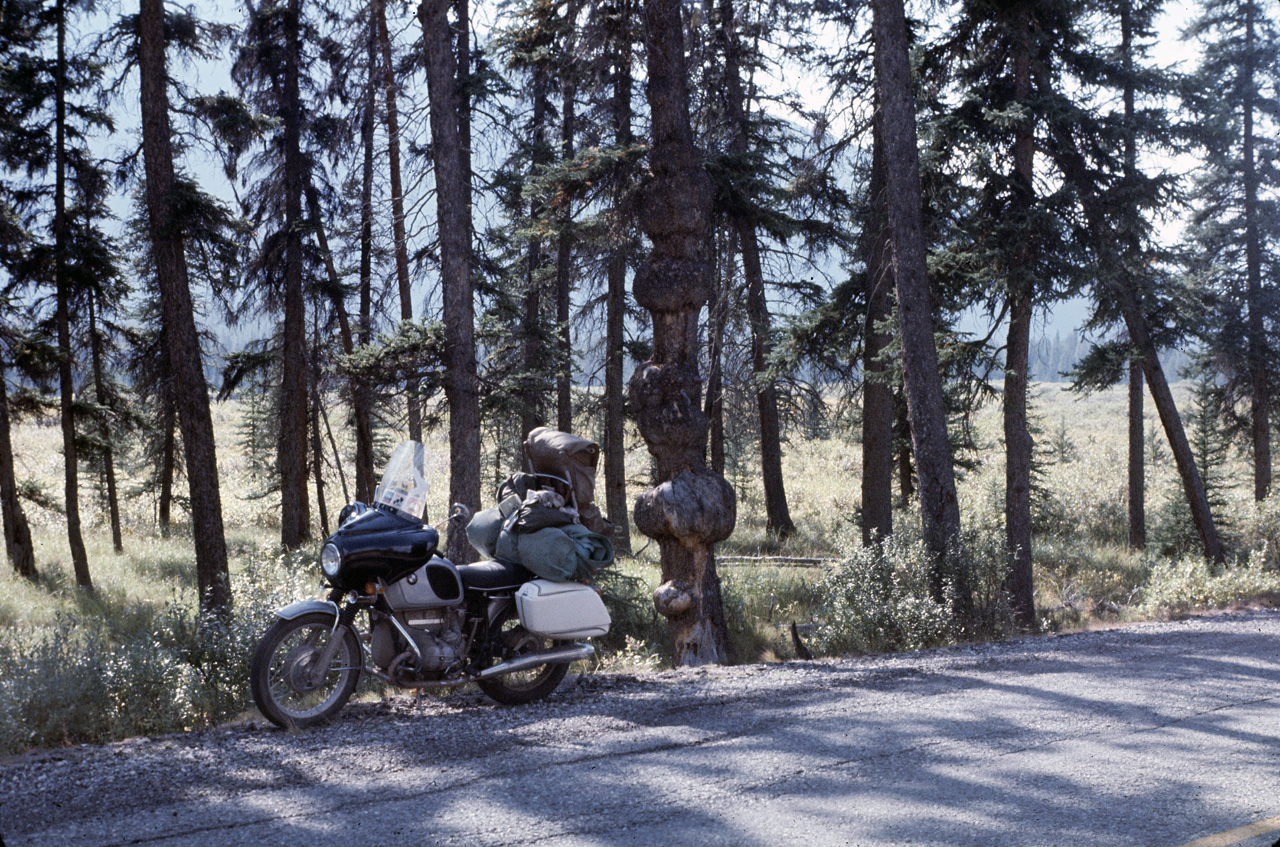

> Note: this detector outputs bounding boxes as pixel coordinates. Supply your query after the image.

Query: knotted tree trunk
[631,0,736,666]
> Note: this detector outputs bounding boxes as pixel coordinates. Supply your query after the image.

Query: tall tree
[278,0,311,548]
[138,0,231,611]
[872,0,968,612]
[631,0,736,665]
[421,0,480,563]
[0,327,35,580]
[53,0,91,590]
[862,121,895,545]
[712,0,795,538]
[375,0,424,443]
[1184,0,1280,502]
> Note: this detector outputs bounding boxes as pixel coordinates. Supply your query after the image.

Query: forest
[0,0,1279,736]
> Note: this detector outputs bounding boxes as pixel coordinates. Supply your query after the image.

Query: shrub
[0,549,315,755]
[811,534,961,656]
[1139,551,1280,616]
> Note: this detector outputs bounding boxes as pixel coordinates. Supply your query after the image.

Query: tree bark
[999,7,1037,629]
[376,0,423,444]
[159,402,174,538]
[716,0,793,537]
[862,126,895,546]
[871,0,967,612]
[139,0,231,612]
[310,326,330,537]
[0,359,36,579]
[1241,0,1269,501]
[555,46,576,435]
[88,292,123,553]
[1128,357,1146,549]
[705,233,727,477]
[522,65,550,438]
[356,9,377,503]
[604,0,634,550]
[421,0,480,564]
[55,0,90,590]
[1121,5,1144,551]
[278,0,311,549]
[632,0,735,665]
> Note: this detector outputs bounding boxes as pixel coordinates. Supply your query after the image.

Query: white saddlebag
[515,579,611,639]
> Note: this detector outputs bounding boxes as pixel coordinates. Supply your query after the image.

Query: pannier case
[515,579,611,639]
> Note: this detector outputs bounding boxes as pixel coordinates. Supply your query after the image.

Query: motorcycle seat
[457,559,535,591]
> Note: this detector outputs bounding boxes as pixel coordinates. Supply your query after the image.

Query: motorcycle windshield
[373,441,431,522]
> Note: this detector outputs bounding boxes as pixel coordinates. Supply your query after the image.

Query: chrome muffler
[474,642,595,680]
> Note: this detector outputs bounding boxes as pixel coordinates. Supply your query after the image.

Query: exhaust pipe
[474,642,595,680]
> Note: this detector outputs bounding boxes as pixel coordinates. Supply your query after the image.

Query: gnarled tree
[630,0,736,665]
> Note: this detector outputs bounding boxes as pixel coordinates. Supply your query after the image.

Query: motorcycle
[249,438,612,729]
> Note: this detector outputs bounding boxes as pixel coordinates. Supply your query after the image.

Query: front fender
[274,599,340,621]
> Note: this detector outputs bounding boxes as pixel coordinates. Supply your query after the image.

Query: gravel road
[2,610,1279,847]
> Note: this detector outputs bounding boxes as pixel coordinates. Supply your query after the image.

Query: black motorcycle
[249,439,612,729]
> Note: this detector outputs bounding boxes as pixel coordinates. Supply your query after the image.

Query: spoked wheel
[250,611,362,729]
[476,619,569,706]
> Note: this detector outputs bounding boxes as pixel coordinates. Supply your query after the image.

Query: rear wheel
[250,612,362,729]
[476,620,569,705]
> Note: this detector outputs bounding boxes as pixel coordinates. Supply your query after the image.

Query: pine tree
[1184,0,1280,502]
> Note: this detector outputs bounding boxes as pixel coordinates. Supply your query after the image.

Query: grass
[2,383,1280,753]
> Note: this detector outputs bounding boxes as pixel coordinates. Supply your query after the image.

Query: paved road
[2,611,1278,847]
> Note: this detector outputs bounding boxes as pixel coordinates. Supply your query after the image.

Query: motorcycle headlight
[320,543,342,579]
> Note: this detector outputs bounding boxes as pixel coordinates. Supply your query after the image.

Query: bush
[0,549,316,755]
[811,534,962,656]
[1139,551,1280,616]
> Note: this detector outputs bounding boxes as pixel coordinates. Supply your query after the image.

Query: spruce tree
[1184,0,1280,502]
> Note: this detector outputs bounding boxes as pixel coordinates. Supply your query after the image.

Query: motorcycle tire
[476,622,570,706]
[250,611,362,729]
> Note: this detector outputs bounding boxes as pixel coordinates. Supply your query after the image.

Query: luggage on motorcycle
[497,522,614,582]
[466,494,522,560]
[466,428,616,581]
[516,579,611,638]
[524,427,612,535]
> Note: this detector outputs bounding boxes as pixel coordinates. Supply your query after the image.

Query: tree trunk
[604,0,634,550]
[303,177,371,508]
[421,0,480,564]
[278,0,311,549]
[862,126,895,546]
[1242,0,1269,501]
[1120,287,1224,563]
[871,0,967,613]
[1121,7,1144,551]
[999,7,1037,630]
[376,0,423,444]
[522,66,550,438]
[356,11,377,504]
[88,293,123,553]
[159,402,174,538]
[631,0,735,665]
[716,0,793,537]
[139,0,231,612]
[310,330,329,537]
[705,234,728,477]
[0,360,36,580]
[555,53,576,434]
[1042,63,1226,567]
[1128,357,1146,549]
[55,0,90,591]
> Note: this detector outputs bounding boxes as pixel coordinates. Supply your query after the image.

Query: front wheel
[250,611,362,729]
[476,622,570,706]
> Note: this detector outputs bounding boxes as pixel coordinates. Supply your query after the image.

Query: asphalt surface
[1,610,1278,847]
